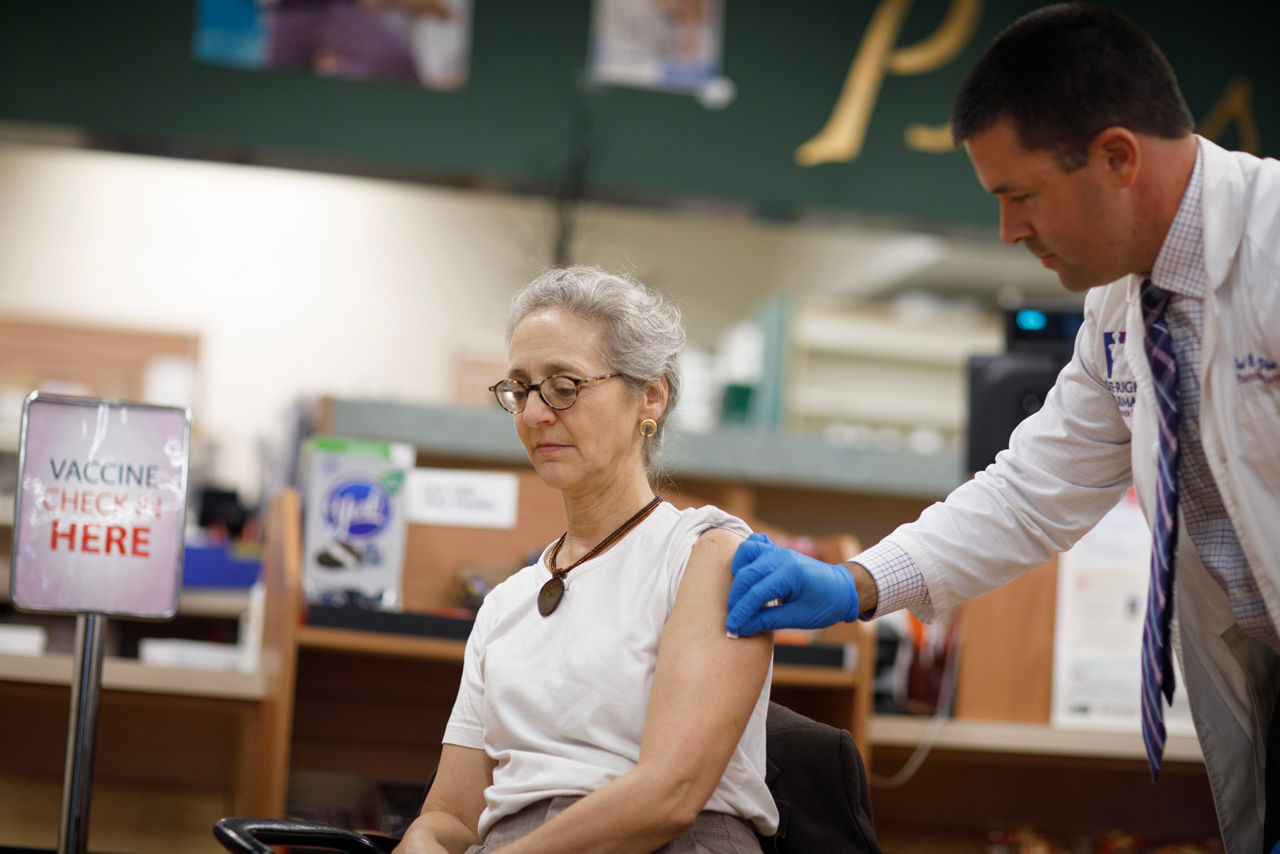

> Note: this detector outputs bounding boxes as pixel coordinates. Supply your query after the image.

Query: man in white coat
[726,4,1280,851]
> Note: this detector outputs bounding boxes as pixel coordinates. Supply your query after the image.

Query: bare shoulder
[692,524,746,554]
[685,525,745,576]
[678,525,747,605]
[664,521,770,662]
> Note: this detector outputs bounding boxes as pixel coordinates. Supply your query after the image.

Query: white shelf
[793,309,1001,367]
[783,297,1002,443]
[0,584,259,700]
[177,587,254,618]
[790,385,966,432]
[870,714,1203,763]
[0,650,266,700]
[0,567,253,617]
[322,398,965,500]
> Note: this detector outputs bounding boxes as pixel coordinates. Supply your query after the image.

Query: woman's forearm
[490,764,702,854]
[395,811,483,854]
[398,744,493,854]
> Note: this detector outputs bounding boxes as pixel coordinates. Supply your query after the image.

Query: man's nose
[999,203,1032,245]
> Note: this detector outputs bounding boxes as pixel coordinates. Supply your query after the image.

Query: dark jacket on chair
[758,702,882,854]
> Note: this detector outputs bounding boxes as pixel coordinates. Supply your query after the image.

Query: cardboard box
[301,437,413,609]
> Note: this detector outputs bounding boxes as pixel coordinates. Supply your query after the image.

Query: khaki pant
[466,796,763,853]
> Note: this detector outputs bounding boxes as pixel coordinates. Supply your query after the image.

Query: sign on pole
[10,393,190,618]
[8,392,190,854]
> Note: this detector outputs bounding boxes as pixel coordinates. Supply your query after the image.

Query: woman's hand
[392,820,454,854]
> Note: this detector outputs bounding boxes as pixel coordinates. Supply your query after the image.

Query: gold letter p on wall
[795,0,982,166]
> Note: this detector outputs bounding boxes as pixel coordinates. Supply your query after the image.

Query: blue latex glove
[726,533,860,636]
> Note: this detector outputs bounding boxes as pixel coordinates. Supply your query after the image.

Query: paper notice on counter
[1051,488,1194,735]
[405,468,518,529]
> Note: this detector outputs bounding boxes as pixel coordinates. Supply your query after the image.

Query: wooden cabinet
[0,445,878,852]
[0,391,1222,850]
[259,484,878,823]
[313,396,953,559]
[0,315,257,852]
[308,397,895,755]
[866,565,1216,851]
[303,399,1222,848]
[0,589,279,854]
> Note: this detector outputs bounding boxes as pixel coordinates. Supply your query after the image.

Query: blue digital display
[1015,309,1048,331]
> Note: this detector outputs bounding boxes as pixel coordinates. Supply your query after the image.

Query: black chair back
[759,702,882,853]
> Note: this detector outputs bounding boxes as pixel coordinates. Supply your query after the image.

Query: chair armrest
[213,817,398,854]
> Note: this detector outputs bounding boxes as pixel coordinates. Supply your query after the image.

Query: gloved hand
[726,533,860,636]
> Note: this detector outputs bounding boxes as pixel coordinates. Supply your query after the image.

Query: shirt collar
[1149,145,1207,299]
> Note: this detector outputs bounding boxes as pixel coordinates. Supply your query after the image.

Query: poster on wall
[588,0,732,106]
[192,0,474,91]
[1051,488,1195,735]
[9,394,190,619]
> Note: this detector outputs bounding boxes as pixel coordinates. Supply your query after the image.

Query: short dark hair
[950,3,1193,170]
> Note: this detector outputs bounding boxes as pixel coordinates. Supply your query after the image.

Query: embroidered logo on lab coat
[1234,352,1279,386]
[1103,330,1136,418]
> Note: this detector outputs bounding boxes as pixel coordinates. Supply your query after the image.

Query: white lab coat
[884,137,1280,852]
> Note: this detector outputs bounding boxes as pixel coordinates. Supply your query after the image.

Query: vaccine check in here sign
[10,394,190,618]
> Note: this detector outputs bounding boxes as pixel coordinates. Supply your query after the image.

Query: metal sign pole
[10,395,190,854]
[56,613,108,854]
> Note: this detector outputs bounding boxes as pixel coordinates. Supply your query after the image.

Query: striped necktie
[1140,278,1179,781]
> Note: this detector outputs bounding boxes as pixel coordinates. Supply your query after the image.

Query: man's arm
[849,560,879,616]
[727,293,1135,635]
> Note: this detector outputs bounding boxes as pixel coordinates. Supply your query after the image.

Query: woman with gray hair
[395,266,777,853]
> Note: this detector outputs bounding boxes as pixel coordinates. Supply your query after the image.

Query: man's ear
[1092,126,1140,188]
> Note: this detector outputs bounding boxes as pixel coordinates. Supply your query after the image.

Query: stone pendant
[538,576,565,617]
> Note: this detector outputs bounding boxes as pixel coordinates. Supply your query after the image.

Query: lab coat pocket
[1235,376,1280,496]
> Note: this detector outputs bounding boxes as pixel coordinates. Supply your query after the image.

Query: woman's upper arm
[420,743,495,834]
[637,526,772,799]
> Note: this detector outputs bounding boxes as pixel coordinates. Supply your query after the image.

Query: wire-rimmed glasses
[488,373,622,414]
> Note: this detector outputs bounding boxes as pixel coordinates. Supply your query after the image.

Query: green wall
[1,1,1275,229]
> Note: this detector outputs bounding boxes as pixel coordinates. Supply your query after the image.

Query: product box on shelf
[301,436,414,610]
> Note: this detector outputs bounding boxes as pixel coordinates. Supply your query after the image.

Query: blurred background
[0,1,1275,852]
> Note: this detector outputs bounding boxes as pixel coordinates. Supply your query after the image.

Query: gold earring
[639,418,657,439]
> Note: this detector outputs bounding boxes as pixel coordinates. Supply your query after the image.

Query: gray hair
[506,265,684,478]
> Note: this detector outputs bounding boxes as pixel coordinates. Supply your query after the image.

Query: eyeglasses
[488,373,622,414]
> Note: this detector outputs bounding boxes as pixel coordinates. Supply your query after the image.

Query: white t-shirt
[443,502,778,839]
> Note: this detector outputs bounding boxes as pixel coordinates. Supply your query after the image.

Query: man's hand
[726,533,861,636]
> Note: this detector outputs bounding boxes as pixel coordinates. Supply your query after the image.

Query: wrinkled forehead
[507,307,608,373]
